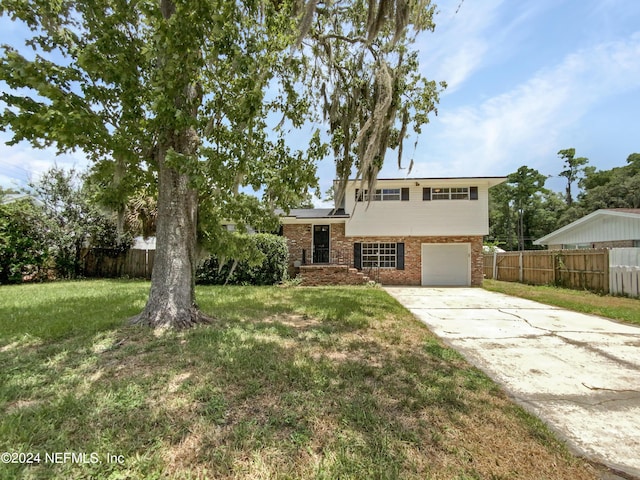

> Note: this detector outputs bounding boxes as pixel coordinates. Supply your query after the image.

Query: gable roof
[534,209,640,245]
[604,208,640,214]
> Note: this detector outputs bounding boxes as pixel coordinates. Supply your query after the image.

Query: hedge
[196,233,288,285]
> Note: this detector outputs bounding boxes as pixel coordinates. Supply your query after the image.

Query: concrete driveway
[384,287,640,479]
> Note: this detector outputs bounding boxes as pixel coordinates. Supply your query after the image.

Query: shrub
[197,233,288,285]
[0,199,51,284]
[30,167,131,279]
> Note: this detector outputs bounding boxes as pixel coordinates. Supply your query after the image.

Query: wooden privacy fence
[609,248,640,298]
[82,248,155,279]
[483,249,609,293]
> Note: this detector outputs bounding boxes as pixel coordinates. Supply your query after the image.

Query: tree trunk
[566,183,573,206]
[518,209,525,251]
[130,146,211,329]
[130,0,211,329]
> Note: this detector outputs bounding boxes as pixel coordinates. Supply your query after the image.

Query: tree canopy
[489,152,640,251]
[0,0,443,327]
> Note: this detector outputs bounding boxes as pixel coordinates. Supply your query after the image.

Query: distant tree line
[488,151,640,251]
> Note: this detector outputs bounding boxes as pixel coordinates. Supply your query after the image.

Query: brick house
[281,177,506,286]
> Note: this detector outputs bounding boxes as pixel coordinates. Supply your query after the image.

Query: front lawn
[483,279,640,326]
[0,281,599,479]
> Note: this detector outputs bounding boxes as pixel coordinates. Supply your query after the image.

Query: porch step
[298,264,371,286]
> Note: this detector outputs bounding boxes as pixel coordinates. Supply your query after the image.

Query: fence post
[519,251,523,283]
[145,249,149,279]
[492,251,497,280]
[604,249,610,294]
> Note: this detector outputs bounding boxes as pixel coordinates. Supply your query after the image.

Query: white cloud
[0,139,90,189]
[404,32,640,178]
[419,0,576,101]
[418,0,504,92]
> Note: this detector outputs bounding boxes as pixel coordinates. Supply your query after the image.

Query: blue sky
[1,0,639,200]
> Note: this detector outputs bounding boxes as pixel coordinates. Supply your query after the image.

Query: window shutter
[355,189,360,202]
[422,187,431,201]
[354,243,362,270]
[470,186,478,200]
[396,243,405,270]
[401,188,410,201]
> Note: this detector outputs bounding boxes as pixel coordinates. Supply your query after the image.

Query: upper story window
[366,188,399,201]
[423,186,478,201]
[356,188,408,202]
[432,187,468,200]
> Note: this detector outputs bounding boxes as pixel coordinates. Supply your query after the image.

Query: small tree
[29,167,130,278]
[488,183,517,250]
[507,166,548,251]
[557,148,588,206]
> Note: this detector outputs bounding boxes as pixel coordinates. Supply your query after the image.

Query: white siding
[548,215,640,245]
[344,181,492,237]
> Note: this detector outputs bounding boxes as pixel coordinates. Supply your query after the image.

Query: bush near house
[196,233,288,285]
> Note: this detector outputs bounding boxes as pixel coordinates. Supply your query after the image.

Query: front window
[362,242,397,268]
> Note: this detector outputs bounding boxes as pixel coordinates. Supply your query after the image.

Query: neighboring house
[280,177,506,286]
[132,236,156,250]
[534,208,640,250]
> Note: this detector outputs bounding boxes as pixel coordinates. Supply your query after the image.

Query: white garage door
[421,243,471,286]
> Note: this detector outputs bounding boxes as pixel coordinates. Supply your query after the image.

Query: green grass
[0,281,599,479]
[483,279,640,326]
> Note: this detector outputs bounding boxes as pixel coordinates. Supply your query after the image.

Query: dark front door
[313,225,330,263]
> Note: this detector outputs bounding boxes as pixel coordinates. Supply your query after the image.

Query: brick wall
[283,222,484,286]
[282,224,312,277]
[592,240,636,249]
[298,265,368,286]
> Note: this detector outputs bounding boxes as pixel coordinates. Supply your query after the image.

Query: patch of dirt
[167,372,192,394]
[162,428,208,478]
[261,313,322,329]
[5,399,41,414]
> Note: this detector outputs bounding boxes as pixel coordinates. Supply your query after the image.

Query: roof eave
[534,209,640,245]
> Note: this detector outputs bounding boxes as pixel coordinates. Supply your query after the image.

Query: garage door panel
[421,244,470,286]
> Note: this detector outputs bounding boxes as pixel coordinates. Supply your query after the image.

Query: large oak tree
[0,0,442,328]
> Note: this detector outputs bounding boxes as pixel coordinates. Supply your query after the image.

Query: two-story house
[281,176,506,286]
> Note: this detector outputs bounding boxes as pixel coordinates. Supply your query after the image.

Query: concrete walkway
[384,287,640,479]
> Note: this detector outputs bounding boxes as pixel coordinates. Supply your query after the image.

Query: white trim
[281,217,347,225]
